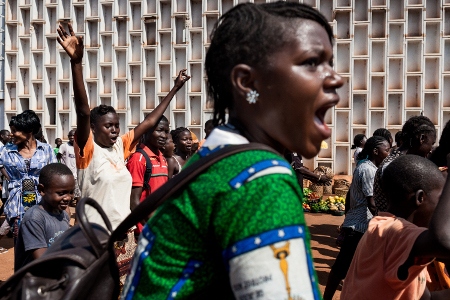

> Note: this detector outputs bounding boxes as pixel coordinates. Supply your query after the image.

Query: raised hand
[57,23,84,63]
[174,69,191,90]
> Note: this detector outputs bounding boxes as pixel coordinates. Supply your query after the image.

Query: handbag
[0,143,277,300]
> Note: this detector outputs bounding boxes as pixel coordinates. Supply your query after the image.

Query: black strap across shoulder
[135,148,152,191]
[109,143,278,246]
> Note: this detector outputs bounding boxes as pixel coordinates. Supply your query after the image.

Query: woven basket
[333,179,350,193]
[334,187,349,198]
[303,179,310,188]
[314,166,334,179]
[334,179,350,189]
[323,185,333,195]
[309,184,323,198]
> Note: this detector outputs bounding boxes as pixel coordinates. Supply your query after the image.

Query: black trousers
[330,228,364,279]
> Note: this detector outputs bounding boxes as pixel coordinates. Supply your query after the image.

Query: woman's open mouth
[314,99,338,139]
[314,108,330,137]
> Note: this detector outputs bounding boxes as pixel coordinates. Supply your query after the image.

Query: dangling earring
[246,90,259,104]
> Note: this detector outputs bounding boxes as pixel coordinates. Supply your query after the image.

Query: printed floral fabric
[0,141,56,221]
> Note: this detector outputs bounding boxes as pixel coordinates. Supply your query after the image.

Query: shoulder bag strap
[135,148,152,191]
[109,143,278,245]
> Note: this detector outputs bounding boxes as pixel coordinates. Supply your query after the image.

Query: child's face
[40,175,75,213]
[244,19,343,158]
[147,120,169,150]
[55,138,62,147]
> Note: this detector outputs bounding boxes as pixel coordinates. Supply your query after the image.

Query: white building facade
[3,0,450,174]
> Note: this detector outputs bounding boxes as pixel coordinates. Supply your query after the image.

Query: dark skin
[228,20,343,158]
[204,123,214,139]
[130,120,170,211]
[32,175,75,260]
[172,131,192,176]
[0,131,11,145]
[345,142,390,216]
[323,140,390,300]
[57,23,190,156]
[10,126,37,160]
[366,141,391,215]
[299,167,332,185]
[396,133,436,158]
[57,130,76,162]
[55,138,62,148]
[163,134,177,178]
[388,154,450,299]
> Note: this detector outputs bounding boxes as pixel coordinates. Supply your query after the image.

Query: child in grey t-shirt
[14,163,75,271]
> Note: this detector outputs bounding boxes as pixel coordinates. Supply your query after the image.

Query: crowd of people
[1,1,450,299]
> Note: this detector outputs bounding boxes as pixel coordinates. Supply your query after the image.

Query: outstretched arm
[57,24,90,153]
[132,70,191,145]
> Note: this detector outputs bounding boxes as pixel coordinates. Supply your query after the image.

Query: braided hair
[205,2,333,126]
[357,136,387,161]
[401,116,436,150]
[373,128,393,147]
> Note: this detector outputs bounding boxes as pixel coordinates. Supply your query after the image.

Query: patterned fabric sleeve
[218,175,319,300]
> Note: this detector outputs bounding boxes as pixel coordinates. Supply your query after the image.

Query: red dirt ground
[0,209,344,299]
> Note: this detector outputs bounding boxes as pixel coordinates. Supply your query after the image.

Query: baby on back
[342,154,450,299]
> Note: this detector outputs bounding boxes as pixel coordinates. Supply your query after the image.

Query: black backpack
[0,143,277,300]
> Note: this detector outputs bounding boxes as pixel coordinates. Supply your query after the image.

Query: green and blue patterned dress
[122,126,320,300]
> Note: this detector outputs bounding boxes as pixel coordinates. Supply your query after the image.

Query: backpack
[0,143,276,300]
[135,147,152,191]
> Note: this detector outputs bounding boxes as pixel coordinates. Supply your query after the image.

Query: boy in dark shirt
[14,163,74,271]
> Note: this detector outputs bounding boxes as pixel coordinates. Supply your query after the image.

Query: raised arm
[132,69,191,145]
[57,24,90,152]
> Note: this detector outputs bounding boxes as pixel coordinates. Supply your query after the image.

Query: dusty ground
[305,212,344,300]
[0,209,344,299]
